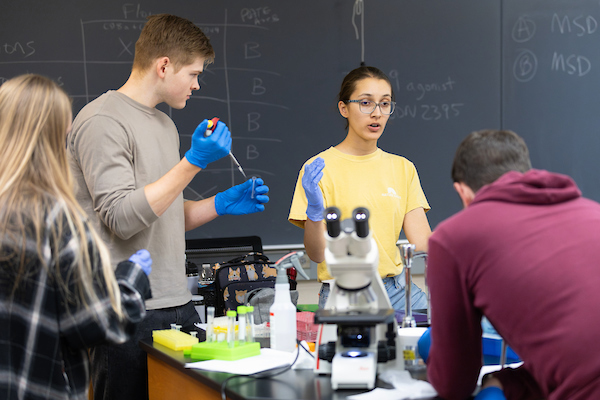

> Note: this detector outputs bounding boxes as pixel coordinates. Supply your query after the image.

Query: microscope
[314,207,402,390]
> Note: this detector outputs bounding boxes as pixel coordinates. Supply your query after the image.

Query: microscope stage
[314,309,395,325]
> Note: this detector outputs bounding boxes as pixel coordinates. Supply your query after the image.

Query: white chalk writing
[0,41,35,58]
[122,4,152,19]
[551,13,597,36]
[513,49,538,82]
[392,103,464,121]
[245,42,261,59]
[551,52,591,76]
[102,21,145,31]
[240,7,279,25]
[512,16,536,42]
[405,77,456,101]
[247,112,260,131]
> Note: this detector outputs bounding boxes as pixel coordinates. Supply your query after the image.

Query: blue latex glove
[302,157,325,221]
[185,119,231,169]
[215,178,269,216]
[417,327,432,364]
[129,249,152,276]
[475,387,506,400]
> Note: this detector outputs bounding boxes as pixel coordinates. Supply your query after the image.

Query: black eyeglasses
[346,99,396,115]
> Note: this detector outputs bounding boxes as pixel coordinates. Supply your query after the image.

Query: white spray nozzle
[274,251,310,283]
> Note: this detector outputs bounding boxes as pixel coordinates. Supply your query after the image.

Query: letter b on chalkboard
[252,78,266,95]
[248,112,260,132]
[245,42,261,59]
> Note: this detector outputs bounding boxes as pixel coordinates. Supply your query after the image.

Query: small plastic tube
[226,310,237,348]
[206,306,215,342]
[251,176,257,199]
[237,306,247,345]
[246,305,255,343]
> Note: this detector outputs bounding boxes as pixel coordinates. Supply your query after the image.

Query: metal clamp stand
[400,243,416,328]
[413,251,431,326]
[500,339,507,368]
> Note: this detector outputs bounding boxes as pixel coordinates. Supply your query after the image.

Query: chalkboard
[0,0,501,245]
[502,0,600,202]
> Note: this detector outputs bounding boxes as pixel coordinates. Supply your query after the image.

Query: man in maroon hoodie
[426,130,600,400]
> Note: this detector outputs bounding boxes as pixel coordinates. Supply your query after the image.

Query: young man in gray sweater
[67,14,269,400]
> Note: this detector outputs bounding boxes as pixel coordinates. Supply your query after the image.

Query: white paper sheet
[185,348,295,375]
[478,362,524,386]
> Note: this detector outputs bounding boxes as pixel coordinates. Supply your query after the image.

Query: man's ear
[453,181,476,208]
[156,57,171,78]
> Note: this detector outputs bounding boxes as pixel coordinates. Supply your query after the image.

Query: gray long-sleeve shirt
[68,91,189,310]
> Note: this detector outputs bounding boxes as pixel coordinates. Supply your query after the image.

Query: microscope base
[330,352,377,390]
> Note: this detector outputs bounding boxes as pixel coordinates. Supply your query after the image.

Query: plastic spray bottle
[269,252,309,353]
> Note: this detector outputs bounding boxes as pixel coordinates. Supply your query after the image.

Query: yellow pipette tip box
[189,341,260,361]
[152,329,199,351]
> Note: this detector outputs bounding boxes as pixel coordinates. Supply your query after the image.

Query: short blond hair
[133,14,215,73]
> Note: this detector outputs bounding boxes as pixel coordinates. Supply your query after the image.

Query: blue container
[482,334,521,364]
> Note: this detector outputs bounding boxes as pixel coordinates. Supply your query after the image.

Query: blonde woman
[0,74,152,400]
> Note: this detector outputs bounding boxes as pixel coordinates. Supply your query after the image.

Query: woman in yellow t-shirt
[288,66,432,310]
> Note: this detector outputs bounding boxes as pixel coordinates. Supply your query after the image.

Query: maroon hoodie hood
[472,169,582,206]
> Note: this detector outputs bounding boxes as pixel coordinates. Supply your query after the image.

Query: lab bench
[140,337,435,400]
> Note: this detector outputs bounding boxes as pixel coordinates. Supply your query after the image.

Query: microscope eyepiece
[352,207,370,238]
[324,206,342,238]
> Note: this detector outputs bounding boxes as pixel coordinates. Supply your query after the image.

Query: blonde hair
[0,74,122,317]
[133,14,215,74]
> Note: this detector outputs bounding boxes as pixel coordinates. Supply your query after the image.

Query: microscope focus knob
[377,340,396,363]
[318,341,336,363]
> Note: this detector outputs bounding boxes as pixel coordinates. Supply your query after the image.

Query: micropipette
[205,117,247,179]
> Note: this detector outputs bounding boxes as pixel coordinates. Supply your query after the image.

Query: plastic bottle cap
[237,306,247,314]
[226,310,237,317]
[247,306,254,312]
